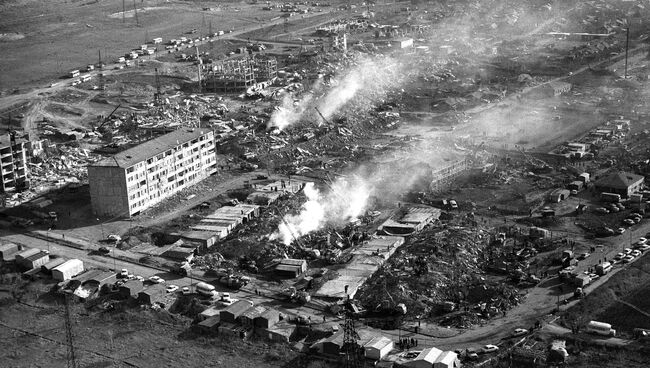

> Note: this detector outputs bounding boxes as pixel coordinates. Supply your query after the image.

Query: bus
[196,282,216,297]
[586,321,616,336]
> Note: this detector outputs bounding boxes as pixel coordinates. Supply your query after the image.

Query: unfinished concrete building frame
[204,57,277,93]
[88,129,217,217]
[429,159,468,193]
[0,133,29,193]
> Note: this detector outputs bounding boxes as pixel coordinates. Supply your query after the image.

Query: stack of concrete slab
[315,236,405,299]
[246,179,310,205]
[191,203,260,239]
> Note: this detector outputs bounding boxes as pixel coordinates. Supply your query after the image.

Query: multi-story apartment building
[88,129,217,217]
[0,133,29,193]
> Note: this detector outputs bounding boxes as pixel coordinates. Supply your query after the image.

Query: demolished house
[378,206,440,236]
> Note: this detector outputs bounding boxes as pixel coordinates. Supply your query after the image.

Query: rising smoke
[270,178,372,245]
[267,55,404,130]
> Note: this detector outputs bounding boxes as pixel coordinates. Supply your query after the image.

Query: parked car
[98,247,110,254]
[481,344,499,354]
[181,287,191,295]
[595,207,609,214]
[512,328,528,337]
[615,227,625,235]
[638,237,647,244]
[622,255,635,263]
[622,219,635,226]
[577,252,590,260]
[119,269,128,278]
[149,276,165,284]
[608,206,620,213]
[624,248,633,255]
[107,234,122,243]
[449,200,459,210]
[613,253,625,263]
[616,203,625,209]
[166,285,179,293]
[631,250,642,257]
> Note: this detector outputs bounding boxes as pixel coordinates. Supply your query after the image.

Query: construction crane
[314,106,329,127]
[154,68,162,105]
[96,104,122,131]
[63,292,77,368]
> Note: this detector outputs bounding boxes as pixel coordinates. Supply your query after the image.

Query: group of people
[397,337,418,350]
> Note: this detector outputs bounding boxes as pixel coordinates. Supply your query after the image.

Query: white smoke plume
[270,178,372,245]
[267,55,404,130]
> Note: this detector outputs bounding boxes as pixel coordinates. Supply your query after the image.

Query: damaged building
[88,129,217,217]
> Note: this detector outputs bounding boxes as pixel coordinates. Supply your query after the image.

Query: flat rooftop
[90,129,211,168]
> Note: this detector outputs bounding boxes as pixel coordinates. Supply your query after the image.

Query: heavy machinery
[280,286,311,304]
[169,261,192,276]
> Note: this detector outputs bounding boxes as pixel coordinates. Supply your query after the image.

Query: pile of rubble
[357,220,524,328]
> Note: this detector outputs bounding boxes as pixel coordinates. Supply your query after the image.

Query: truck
[280,287,311,304]
[595,262,612,276]
[601,192,621,203]
[169,261,191,276]
[585,320,616,336]
[219,275,249,289]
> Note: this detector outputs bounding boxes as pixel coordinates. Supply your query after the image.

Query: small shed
[179,231,218,248]
[274,258,307,278]
[119,279,145,298]
[138,283,167,305]
[52,259,84,281]
[198,306,221,321]
[255,308,280,329]
[0,243,21,261]
[41,258,66,274]
[364,336,393,360]
[220,300,253,323]
[18,251,50,270]
[240,306,267,329]
[15,248,41,264]
[196,316,220,335]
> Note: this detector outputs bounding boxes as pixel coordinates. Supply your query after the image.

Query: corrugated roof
[0,243,19,252]
[90,129,210,168]
[278,259,306,266]
[364,336,393,350]
[595,171,644,189]
[412,347,443,364]
[221,300,253,316]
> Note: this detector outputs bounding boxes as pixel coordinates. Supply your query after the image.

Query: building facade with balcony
[0,133,29,193]
[88,129,217,217]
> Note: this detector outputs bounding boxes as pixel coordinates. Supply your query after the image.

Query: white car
[149,276,165,284]
[181,287,191,295]
[631,250,642,257]
[107,234,122,243]
[621,255,635,263]
[135,275,145,281]
[481,344,499,354]
[166,285,179,293]
[119,269,128,278]
[624,248,633,255]
[512,328,528,337]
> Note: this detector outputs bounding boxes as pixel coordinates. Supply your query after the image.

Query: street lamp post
[97,218,105,239]
[47,227,51,253]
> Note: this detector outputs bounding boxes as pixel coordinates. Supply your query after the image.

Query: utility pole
[343,313,361,368]
[63,293,78,368]
[195,45,202,93]
[624,27,630,79]
[122,0,125,23]
[133,0,139,26]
